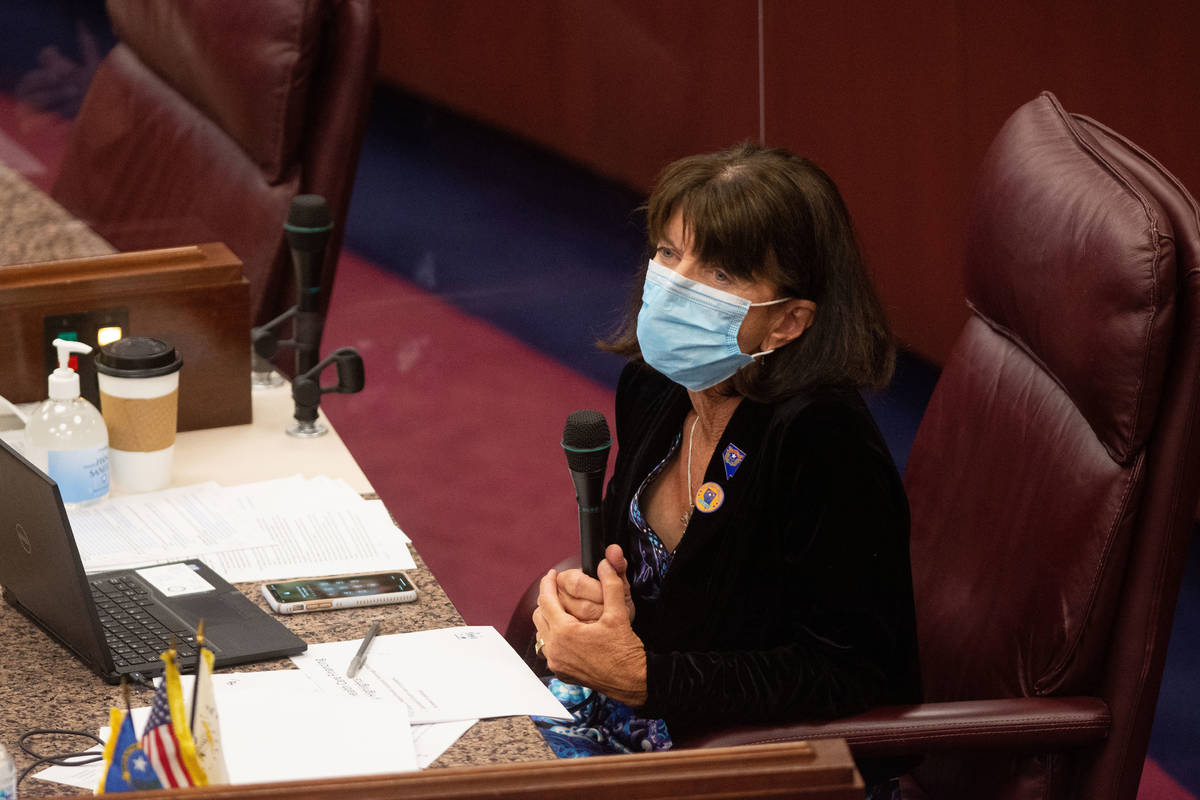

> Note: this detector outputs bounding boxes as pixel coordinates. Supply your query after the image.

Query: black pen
[346,620,381,678]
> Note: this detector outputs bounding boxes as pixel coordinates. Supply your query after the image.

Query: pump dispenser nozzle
[49,338,93,400]
[28,337,109,506]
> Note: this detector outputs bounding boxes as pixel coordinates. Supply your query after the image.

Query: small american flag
[139,675,196,788]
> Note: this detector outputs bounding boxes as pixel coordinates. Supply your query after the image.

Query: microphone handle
[570,468,606,578]
[289,234,326,375]
[578,504,604,578]
[294,309,324,376]
[292,248,323,313]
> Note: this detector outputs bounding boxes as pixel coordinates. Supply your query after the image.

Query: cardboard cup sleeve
[100,389,179,452]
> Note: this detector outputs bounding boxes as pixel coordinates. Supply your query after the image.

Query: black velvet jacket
[604,362,922,737]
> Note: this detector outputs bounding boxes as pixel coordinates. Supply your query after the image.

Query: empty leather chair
[51,0,378,342]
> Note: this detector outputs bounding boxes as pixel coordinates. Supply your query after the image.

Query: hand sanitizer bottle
[0,739,15,800]
[25,338,110,507]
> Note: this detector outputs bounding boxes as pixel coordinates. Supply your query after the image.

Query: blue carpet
[1149,532,1200,791]
[0,0,113,111]
[344,85,638,390]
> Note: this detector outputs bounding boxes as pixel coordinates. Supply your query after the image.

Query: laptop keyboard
[90,576,199,669]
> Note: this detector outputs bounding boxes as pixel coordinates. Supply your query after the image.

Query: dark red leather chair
[51,0,378,334]
[508,92,1200,800]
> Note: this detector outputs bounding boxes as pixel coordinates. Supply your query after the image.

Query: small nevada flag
[96,708,162,793]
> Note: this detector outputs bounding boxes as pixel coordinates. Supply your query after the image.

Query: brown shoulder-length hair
[603,142,895,402]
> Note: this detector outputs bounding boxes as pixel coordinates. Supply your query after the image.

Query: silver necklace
[681,415,700,527]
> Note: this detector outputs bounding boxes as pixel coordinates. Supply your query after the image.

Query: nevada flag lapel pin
[722,443,746,480]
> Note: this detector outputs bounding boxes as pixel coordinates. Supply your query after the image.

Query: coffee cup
[96,337,183,493]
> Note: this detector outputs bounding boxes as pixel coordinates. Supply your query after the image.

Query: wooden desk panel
[0,242,252,432]
[92,739,862,799]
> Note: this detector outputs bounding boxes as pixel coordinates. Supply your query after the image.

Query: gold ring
[534,638,545,657]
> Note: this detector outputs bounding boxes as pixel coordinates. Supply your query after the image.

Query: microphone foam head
[286,194,332,230]
[562,410,611,472]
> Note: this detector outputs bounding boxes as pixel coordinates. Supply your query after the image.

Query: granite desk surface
[1,521,553,798]
[0,164,115,266]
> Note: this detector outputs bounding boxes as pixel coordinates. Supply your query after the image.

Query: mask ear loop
[748,297,793,308]
[746,297,817,360]
[745,296,794,359]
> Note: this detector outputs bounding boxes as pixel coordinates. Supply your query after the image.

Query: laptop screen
[0,438,113,675]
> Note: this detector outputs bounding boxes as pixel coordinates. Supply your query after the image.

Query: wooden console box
[0,242,251,431]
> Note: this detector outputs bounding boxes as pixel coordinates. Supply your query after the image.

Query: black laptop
[0,438,306,683]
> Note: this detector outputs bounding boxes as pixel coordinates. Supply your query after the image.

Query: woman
[532,143,921,792]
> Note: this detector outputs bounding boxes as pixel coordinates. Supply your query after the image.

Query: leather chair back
[904,91,1200,798]
[51,0,378,330]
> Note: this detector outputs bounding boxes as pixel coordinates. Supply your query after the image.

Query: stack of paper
[33,626,570,792]
[34,671,425,790]
[160,671,421,781]
[68,476,416,581]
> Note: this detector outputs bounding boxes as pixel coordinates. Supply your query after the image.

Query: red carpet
[322,250,614,632]
[1141,759,1198,800]
[0,93,71,192]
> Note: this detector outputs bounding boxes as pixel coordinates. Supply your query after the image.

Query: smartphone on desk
[262,572,417,614]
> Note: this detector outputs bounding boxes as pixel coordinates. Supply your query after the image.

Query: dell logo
[16,522,31,554]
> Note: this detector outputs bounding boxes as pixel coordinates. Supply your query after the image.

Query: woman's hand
[553,544,635,623]
[533,556,647,707]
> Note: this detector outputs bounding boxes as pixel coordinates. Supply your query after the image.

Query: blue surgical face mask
[636,260,792,391]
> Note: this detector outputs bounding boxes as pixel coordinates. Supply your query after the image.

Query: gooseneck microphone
[284,194,333,376]
[562,410,612,578]
[250,193,365,438]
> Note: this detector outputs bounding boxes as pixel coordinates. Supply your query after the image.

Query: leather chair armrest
[676,696,1111,757]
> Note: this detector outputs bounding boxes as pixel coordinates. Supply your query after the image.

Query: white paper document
[203,688,416,782]
[175,671,462,770]
[34,670,420,791]
[411,719,477,768]
[69,482,265,569]
[31,744,105,791]
[67,476,415,581]
[291,626,572,724]
[206,477,415,581]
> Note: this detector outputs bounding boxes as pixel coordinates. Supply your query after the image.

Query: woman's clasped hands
[533,544,647,706]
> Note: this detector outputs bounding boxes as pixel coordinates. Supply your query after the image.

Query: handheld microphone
[284,194,333,376]
[562,410,612,578]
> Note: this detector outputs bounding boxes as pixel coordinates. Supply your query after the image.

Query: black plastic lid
[96,337,183,378]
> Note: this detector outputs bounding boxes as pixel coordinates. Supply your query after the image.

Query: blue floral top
[531,434,682,757]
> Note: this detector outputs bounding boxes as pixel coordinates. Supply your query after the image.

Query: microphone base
[251,369,286,389]
[251,349,287,388]
[286,419,328,438]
